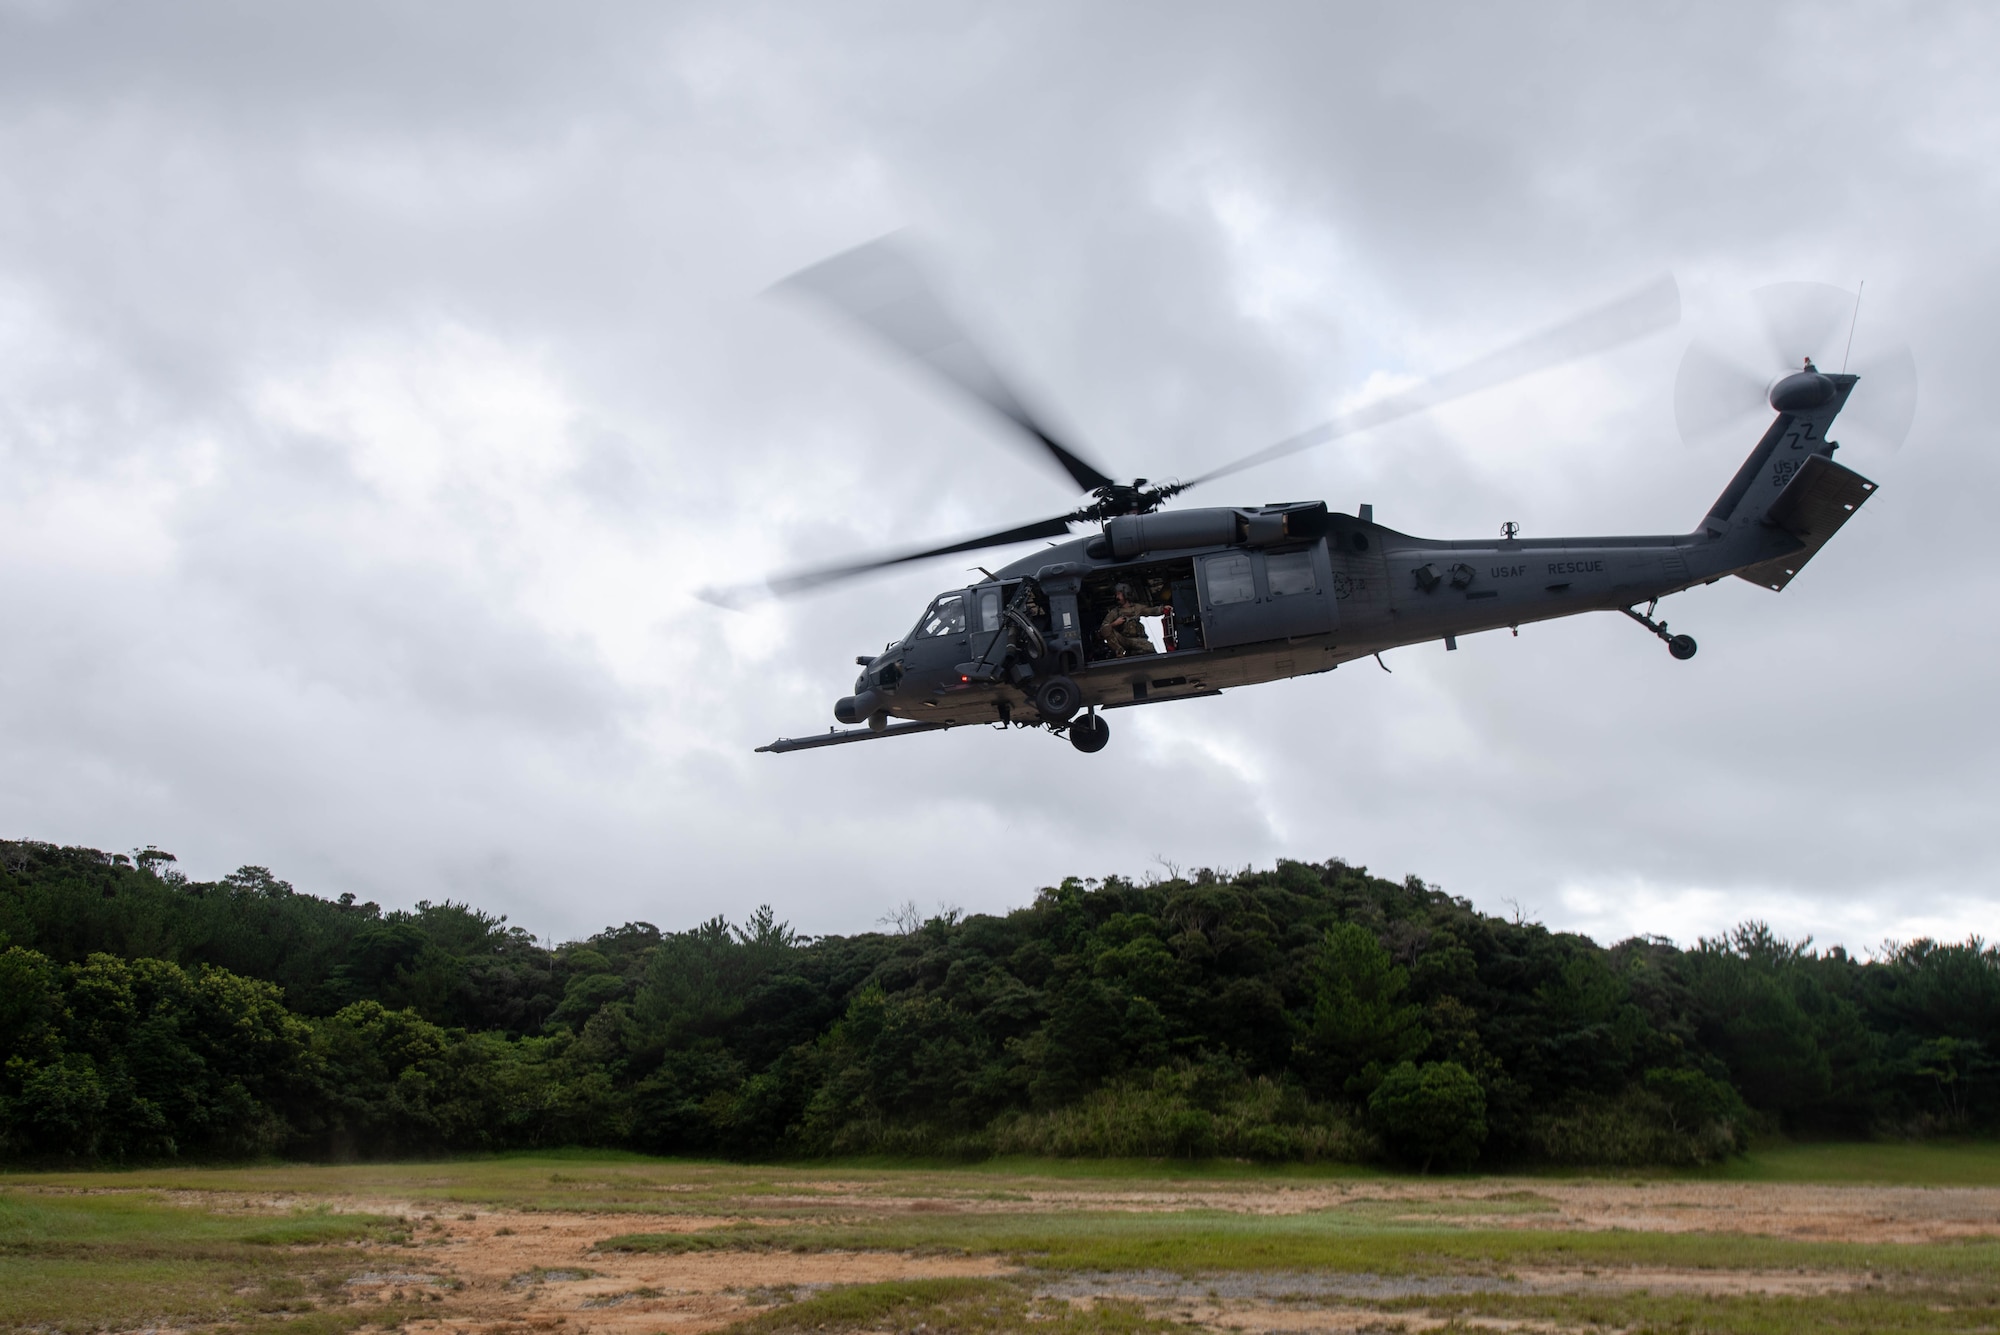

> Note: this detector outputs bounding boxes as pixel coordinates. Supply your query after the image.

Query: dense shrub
[1368,1060,1487,1171]
[1524,1083,1745,1166]
[992,1065,1368,1161]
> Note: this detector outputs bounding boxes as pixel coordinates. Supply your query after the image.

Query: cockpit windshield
[914,591,968,639]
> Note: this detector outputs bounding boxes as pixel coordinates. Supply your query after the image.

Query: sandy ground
[148,1177,2000,1245]
[338,1209,1009,1335]
[297,1178,1984,1335]
[784,1175,2000,1247]
[38,1178,1992,1334]
[1048,1267,1878,1335]
[708,1176,2000,1244]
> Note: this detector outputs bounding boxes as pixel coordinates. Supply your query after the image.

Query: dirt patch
[34,1173,1991,1333]
[1039,1266,1875,1335]
[1515,1265,1869,1295]
[342,1207,1013,1335]
[145,1174,1996,1247]
[1041,1264,1869,1303]
[1474,1181,2000,1244]
[924,1179,2000,1244]
[1158,1304,1574,1334]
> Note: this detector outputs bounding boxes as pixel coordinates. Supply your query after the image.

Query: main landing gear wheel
[1034,674,1080,722]
[1668,634,1698,660]
[1068,712,1109,753]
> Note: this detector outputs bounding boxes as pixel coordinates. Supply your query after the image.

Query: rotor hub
[1768,365,1837,412]
[1078,478,1186,522]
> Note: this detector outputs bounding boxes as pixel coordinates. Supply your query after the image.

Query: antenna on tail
[1842,280,1865,372]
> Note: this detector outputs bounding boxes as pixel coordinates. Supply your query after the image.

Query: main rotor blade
[1180,275,1680,490]
[698,515,1075,609]
[776,236,1116,494]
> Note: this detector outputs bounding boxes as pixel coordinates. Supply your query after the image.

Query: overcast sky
[2,1,1994,953]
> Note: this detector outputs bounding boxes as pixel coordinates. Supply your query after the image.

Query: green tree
[1368,1060,1487,1171]
[1301,923,1428,1099]
[1642,1067,1749,1143]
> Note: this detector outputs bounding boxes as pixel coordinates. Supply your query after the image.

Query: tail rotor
[1674,281,1918,456]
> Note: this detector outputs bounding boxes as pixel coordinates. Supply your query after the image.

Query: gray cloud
[0,0,1994,950]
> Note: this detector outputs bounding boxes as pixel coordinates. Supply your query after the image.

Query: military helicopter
[719,241,1914,755]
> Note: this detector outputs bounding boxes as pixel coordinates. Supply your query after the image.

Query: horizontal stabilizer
[1735,454,1878,591]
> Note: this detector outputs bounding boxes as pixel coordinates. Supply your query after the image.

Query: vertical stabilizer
[1699,364,1878,590]
[1702,365,1856,534]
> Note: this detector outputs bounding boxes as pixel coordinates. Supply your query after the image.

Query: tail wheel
[1034,674,1080,721]
[1668,634,1698,660]
[1069,712,1110,753]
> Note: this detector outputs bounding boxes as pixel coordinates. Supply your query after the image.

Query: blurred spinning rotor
[701,235,1679,608]
[1674,281,1919,456]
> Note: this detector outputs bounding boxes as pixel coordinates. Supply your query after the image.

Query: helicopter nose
[834,690,882,725]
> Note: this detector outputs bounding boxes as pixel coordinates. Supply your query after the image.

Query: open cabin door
[1195,544,1338,649]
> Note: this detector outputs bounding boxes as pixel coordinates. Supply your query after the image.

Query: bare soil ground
[1037,1261,1883,1335]
[214,1176,1996,1335]
[373,1213,1009,1335]
[981,1178,2000,1244]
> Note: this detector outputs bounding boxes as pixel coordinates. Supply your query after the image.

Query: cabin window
[976,587,1002,633]
[1201,552,1255,606]
[1266,550,1318,597]
[916,592,968,638]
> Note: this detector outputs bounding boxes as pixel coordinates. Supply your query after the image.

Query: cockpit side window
[976,586,1002,633]
[915,591,969,638]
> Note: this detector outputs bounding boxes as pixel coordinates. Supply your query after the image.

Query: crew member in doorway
[1098,582,1161,657]
[1020,583,1049,628]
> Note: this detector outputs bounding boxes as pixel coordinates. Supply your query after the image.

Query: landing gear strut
[1068,710,1110,754]
[1623,600,1697,660]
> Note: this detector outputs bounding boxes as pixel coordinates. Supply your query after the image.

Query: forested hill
[1,840,1993,1168]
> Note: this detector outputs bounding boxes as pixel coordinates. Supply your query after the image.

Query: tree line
[1,840,1992,1168]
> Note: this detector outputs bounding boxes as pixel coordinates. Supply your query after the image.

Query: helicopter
[720,240,1912,755]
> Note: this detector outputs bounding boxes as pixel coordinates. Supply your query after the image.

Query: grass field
[1702,1139,2000,1185]
[4,1143,1998,1334]
[0,1190,412,1334]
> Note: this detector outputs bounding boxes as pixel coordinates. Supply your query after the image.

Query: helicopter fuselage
[762,372,1877,755]
[843,507,1732,730]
